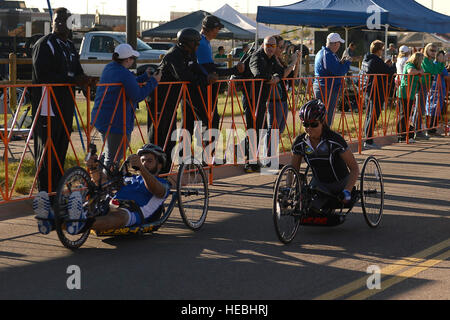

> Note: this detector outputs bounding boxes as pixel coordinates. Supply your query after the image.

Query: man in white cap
[313,32,352,126]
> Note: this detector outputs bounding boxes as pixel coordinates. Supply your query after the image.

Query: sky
[23,0,450,22]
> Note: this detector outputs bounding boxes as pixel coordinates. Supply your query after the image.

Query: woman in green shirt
[421,43,445,133]
[397,52,424,142]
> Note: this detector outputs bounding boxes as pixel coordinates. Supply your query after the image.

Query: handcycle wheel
[176,161,209,230]
[54,166,94,250]
[273,165,304,244]
[360,156,384,228]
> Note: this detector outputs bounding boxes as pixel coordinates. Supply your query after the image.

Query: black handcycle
[52,145,209,250]
[272,156,384,244]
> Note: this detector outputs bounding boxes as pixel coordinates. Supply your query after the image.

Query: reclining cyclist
[291,99,360,213]
[33,143,170,235]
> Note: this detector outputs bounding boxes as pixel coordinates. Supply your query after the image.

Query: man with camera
[314,33,352,126]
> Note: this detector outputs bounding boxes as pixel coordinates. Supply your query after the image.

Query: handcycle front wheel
[176,161,209,230]
[360,156,384,228]
[273,165,304,244]
[54,166,94,250]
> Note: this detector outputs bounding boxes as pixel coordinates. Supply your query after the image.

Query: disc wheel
[273,165,303,244]
[177,162,209,230]
[360,156,384,228]
[54,166,93,249]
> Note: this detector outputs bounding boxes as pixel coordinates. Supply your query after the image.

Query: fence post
[8,53,17,111]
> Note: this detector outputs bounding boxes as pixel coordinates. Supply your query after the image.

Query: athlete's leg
[91,207,129,231]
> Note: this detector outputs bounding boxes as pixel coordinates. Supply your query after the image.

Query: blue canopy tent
[256,0,450,73]
[256,0,450,33]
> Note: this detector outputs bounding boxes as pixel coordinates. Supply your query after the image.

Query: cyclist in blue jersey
[291,99,359,212]
[33,144,170,235]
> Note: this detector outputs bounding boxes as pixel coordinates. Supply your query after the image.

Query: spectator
[397,52,424,142]
[214,46,227,59]
[396,45,410,83]
[195,15,244,164]
[241,36,280,173]
[147,28,212,173]
[386,43,398,60]
[342,42,362,62]
[360,40,396,149]
[266,35,300,166]
[31,7,95,195]
[240,43,249,58]
[314,33,352,126]
[426,49,448,133]
[90,44,161,168]
[421,43,445,137]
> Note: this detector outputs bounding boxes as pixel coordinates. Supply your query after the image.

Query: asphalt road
[0,136,449,302]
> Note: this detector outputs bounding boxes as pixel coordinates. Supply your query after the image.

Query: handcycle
[51,144,209,250]
[272,156,384,244]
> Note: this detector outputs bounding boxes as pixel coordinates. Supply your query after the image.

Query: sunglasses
[265,43,277,48]
[303,121,320,128]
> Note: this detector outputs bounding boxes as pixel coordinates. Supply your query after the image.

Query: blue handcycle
[53,145,209,250]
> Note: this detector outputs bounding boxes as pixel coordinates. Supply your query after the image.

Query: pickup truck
[79,31,166,78]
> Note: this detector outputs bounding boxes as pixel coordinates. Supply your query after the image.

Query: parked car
[146,42,176,51]
[79,31,166,78]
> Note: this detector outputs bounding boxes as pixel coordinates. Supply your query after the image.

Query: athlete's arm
[340,149,359,192]
[128,154,166,198]
[291,154,303,172]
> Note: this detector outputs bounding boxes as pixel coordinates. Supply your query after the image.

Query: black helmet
[137,143,167,167]
[202,15,224,30]
[177,28,201,46]
[299,99,326,122]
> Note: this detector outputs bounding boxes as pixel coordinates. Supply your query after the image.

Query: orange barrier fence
[0,73,448,203]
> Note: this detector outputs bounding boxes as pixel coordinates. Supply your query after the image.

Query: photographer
[313,33,352,126]
[91,44,161,168]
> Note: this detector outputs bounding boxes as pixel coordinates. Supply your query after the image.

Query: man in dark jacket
[31,7,93,194]
[147,28,214,172]
[360,40,396,149]
[192,15,244,164]
[242,36,280,172]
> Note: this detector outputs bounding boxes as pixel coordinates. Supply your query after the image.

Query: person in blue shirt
[192,15,244,164]
[33,143,171,235]
[91,44,161,167]
[314,33,352,126]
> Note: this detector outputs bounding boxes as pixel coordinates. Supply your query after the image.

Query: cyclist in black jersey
[291,99,359,211]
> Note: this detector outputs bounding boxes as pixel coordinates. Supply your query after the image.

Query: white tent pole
[384,24,389,58]
[255,22,259,44]
[299,26,304,76]
[345,27,348,48]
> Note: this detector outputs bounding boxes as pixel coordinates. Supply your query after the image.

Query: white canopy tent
[213,4,280,40]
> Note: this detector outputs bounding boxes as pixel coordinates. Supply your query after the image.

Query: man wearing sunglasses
[242,36,281,173]
[291,99,359,213]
